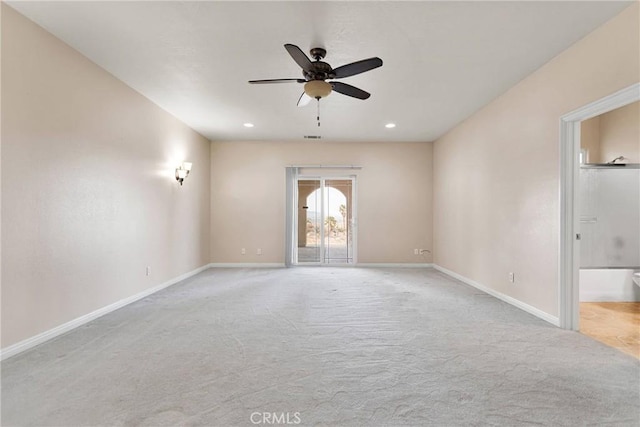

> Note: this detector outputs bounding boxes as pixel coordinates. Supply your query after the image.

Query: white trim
[559,83,640,330]
[0,264,212,361]
[211,263,435,268]
[208,263,285,268]
[434,264,560,327]
[357,263,433,268]
[351,176,358,265]
[285,167,298,267]
[561,83,640,122]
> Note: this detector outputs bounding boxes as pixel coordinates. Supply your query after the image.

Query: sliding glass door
[296,177,355,264]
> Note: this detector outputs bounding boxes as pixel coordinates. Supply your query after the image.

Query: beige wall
[210,141,433,264]
[433,4,639,317]
[580,116,601,163]
[580,101,639,163]
[1,5,211,348]
[600,101,640,163]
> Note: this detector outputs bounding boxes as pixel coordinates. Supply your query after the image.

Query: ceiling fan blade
[297,92,312,107]
[330,82,371,100]
[332,57,383,79]
[284,44,313,72]
[248,78,306,84]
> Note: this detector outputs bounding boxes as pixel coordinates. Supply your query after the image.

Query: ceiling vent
[304,135,322,139]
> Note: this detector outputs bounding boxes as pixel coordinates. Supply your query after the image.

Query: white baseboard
[209,263,433,268]
[357,263,433,268]
[208,263,285,268]
[2,263,560,360]
[0,264,211,361]
[433,264,560,327]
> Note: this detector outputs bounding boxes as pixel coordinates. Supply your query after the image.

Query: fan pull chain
[316,98,321,127]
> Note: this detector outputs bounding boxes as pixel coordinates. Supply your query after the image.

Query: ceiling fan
[249,44,383,107]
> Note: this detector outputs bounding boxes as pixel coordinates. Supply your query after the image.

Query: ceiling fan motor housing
[303,61,335,81]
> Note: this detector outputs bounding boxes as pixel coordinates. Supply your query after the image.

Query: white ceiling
[8,1,632,142]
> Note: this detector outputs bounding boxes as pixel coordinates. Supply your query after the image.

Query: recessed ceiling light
[243,123,254,128]
[385,123,396,128]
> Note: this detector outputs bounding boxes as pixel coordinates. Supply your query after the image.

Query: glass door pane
[297,179,321,263]
[324,179,353,264]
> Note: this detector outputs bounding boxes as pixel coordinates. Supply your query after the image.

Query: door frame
[293,175,357,266]
[558,83,639,330]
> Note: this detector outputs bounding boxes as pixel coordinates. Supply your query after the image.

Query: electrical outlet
[146,266,151,276]
[257,248,262,255]
[509,272,515,283]
[241,248,246,255]
[414,249,419,255]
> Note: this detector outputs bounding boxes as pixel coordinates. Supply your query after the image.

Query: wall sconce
[175,162,192,186]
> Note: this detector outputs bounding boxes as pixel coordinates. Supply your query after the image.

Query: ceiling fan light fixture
[304,80,332,99]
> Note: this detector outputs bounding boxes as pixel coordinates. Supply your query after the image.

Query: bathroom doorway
[577,102,640,357]
[559,84,640,358]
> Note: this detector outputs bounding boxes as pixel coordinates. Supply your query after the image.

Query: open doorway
[578,101,640,357]
[559,84,639,357]
[295,177,356,265]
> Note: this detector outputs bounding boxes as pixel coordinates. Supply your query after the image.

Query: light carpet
[2,268,639,426]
